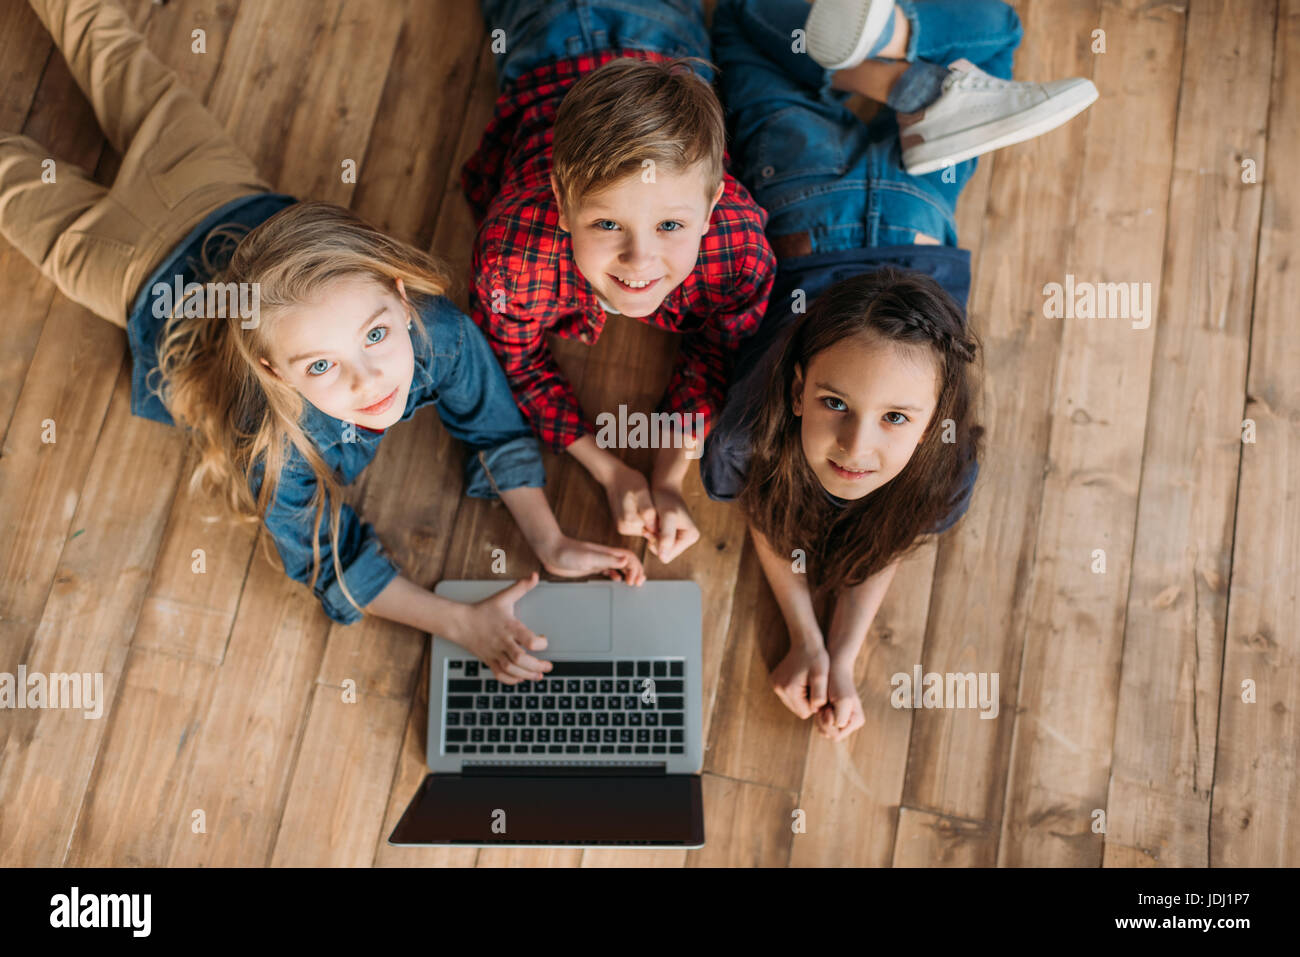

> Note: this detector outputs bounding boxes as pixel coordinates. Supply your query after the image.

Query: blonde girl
[0,0,644,684]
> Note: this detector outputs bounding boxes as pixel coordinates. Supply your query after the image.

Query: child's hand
[603,463,658,539]
[540,535,648,586]
[815,663,865,741]
[460,572,553,684]
[769,639,831,719]
[646,484,700,564]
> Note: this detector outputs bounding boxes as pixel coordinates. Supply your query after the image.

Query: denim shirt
[125,193,547,625]
[701,244,978,535]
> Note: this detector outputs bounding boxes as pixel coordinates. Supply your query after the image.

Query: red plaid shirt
[462,50,775,453]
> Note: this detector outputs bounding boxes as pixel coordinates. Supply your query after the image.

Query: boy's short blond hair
[551,56,725,209]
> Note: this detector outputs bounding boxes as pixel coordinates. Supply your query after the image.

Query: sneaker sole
[903,81,1100,176]
[807,0,896,70]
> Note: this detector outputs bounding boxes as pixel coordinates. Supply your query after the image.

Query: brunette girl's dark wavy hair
[738,267,983,601]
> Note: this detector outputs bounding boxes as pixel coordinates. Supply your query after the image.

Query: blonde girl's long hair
[154,201,451,618]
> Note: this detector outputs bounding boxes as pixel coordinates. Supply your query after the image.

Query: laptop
[388,579,705,848]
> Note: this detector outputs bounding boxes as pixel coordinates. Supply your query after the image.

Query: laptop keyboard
[442,659,687,757]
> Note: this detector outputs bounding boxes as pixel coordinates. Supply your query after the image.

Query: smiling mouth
[357,388,397,414]
[610,275,663,292]
[829,459,875,479]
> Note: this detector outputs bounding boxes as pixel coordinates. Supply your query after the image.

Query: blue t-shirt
[700,244,978,535]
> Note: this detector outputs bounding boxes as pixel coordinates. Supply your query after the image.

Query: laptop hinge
[461,764,665,777]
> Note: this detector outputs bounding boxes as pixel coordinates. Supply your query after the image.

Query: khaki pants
[0,0,272,328]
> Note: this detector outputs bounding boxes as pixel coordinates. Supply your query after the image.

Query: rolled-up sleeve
[251,453,400,625]
[426,296,547,498]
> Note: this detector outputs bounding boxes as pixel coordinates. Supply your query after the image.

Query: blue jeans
[712,0,1022,250]
[481,0,712,87]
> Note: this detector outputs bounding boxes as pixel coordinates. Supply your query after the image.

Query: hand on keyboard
[460,572,554,684]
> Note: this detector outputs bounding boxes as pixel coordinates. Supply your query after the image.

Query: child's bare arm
[364,573,471,637]
[497,485,646,585]
[646,443,700,564]
[747,520,823,647]
[748,519,833,718]
[826,558,901,666]
[365,572,553,685]
[813,559,901,741]
[568,434,658,539]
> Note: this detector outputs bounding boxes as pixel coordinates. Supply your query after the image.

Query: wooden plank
[1210,0,1300,868]
[269,684,409,866]
[997,0,1184,866]
[65,648,217,866]
[685,774,796,867]
[703,537,812,792]
[477,847,585,867]
[581,847,686,868]
[428,45,500,311]
[165,544,331,866]
[0,0,52,132]
[0,300,132,755]
[131,453,261,665]
[353,0,488,248]
[790,540,937,866]
[892,806,996,867]
[204,0,405,201]
[0,0,146,758]
[0,370,186,864]
[1104,0,1276,868]
[135,0,239,104]
[900,0,1101,855]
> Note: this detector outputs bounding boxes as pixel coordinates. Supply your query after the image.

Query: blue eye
[304,325,389,377]
[821,396,847,412]
[659,221,683,232]
[594,220,619,231]
[885,411,910,425]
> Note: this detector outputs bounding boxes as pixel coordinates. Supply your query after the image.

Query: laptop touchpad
[513,584,613,653]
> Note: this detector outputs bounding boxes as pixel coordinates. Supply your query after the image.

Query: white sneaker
[898,59,1099,176]
[806,0,896,70]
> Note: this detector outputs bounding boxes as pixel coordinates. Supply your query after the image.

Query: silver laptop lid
[428,580,703,775]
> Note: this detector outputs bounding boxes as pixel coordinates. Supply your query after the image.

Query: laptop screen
[389,772,704,847]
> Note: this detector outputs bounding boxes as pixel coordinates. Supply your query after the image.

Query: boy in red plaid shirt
[463,0,775,565]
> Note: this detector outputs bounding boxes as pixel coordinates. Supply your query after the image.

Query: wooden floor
[1,0,1295,867]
